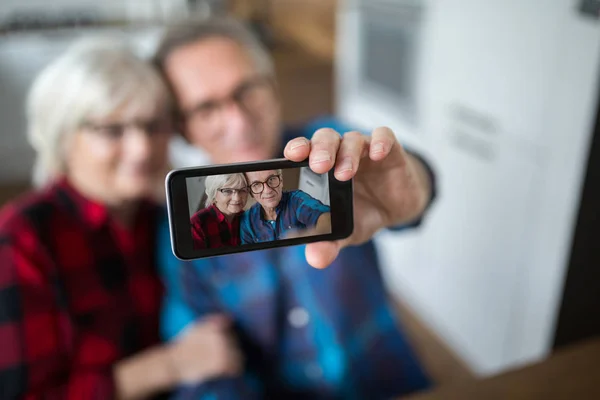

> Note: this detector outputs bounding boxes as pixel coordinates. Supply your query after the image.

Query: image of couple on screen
[190,169,332,250]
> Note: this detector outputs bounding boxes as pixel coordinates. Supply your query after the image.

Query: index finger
[284,128,342,174]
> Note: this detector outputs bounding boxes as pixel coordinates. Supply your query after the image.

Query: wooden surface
[393,299,474,386]
[403,337,600,400]
[0,182,30,206]
[230,0,337,61]
[273,44,334,125]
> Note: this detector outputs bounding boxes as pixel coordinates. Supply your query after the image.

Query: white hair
[27,36,171,187]
[204,173,247,208]
[246,169,283,182]
[155,16,274,78]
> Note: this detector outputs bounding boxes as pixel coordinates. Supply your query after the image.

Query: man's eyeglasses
[82,118,172,140]
[249,175,281,195]
[218,188,249,197]
[181,76,274,128]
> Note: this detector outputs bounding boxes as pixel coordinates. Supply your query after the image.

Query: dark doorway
[553,71,600,349]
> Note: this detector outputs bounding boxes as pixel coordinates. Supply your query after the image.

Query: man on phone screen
[240,169,331,244]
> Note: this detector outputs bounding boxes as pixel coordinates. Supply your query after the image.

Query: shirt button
[287,307,310,328]
[305,363,323,380]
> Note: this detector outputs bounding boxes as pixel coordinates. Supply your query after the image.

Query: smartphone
[165,158,354,260]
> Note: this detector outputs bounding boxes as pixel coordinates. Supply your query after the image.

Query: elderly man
[155,17,436,399]
[241,169,331,243]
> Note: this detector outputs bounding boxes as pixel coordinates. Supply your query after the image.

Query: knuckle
[313,127,339,137]
[343,130,363,140]
[312,130,342,145]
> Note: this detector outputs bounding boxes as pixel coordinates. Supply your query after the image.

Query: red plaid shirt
[0,179,163,399]
[190,205,241,249]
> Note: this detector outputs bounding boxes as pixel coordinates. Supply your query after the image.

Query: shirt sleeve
[158,216,263,398]
[191,214,207,249]
[157,214,197,340]
[170,376,262,400]
[164,258,263,398]
[292,190,331,228]
[387,149,437,231]
[0,235,116,399]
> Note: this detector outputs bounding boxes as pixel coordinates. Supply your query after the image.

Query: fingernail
[337,157,353,173]
[372,142,385,154]
[312,150,332,164]
[290,139,308,151]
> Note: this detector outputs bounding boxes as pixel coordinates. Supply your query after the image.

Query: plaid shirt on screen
[190,204,242,249]
[0,179,163,399]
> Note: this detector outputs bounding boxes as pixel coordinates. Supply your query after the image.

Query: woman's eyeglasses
[218,188,249,197]
[249,175,281,195]
[82,118,172,140]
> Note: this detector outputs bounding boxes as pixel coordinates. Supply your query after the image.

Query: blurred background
[1,0,600,397]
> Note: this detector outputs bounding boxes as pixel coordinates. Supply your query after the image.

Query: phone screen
[186,166,331,250]
[166,159,352,260]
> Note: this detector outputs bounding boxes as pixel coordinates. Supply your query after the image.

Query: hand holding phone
[283,127,434,268]
[167,126,433,268]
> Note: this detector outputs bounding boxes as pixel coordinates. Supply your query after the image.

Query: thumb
[305,240,343,269]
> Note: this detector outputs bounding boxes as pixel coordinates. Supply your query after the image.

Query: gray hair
[154,16,274,78]
[204,173,247,208]
[245,168,283,181]
[27,37,171,187]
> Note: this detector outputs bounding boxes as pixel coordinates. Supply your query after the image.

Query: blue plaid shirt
[240,190,330,244]
[158,117,434,399]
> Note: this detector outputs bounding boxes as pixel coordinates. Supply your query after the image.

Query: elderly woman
[0,38,241,399]
[190,173,249,249]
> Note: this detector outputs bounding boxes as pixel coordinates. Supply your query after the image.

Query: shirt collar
[54,178,109,229]
[54,177,156,230]
[210,204,227,223]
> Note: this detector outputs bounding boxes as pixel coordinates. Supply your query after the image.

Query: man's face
[164,37,281,163]
[246,170,283,210]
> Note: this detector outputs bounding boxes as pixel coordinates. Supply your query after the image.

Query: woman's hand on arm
[114,314,243,400]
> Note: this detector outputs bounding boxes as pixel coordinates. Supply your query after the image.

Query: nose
[263,185,275,196]
[223,100,255,143]
[232,191,241,200]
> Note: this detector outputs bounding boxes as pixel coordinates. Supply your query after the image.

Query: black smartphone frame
[165,158,354,260]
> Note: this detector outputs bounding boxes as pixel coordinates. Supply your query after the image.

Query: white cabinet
[298,167,330,206]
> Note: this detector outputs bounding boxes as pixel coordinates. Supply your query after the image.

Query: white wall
[337,0,600,375]
[0,1,191,22]
[298,167,330,206]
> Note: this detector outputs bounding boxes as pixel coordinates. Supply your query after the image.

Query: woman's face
[65,103,172,205]
[214,179,249,216]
